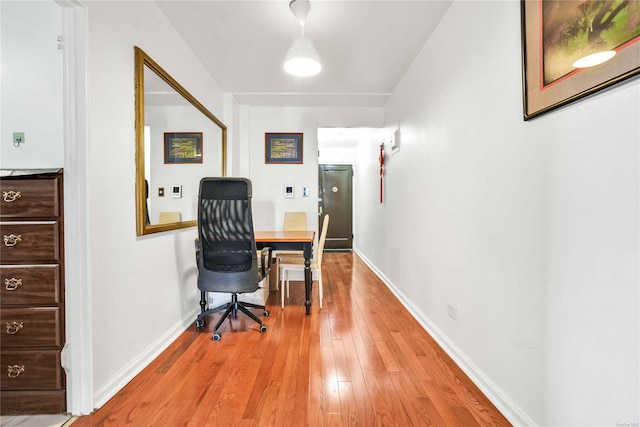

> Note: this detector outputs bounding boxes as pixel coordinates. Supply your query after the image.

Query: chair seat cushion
[273,250,303,256]
[279,255,318,269]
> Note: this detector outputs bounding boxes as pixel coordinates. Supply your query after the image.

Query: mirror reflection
[135,46,227,236]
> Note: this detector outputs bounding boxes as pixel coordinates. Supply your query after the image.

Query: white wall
[0,0,63,168]
[353,1,638,426]
[146,105,223,223]
[246,107,320,234]
[85,1,225,407]
[318,145,356,164]
[244,108,382,236]
[6,1,638,423]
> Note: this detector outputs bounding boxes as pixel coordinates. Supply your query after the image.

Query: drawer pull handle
[6,321,24,334]
[5,278,23,290]
[3,234,22,247]
[7,365,25,378]
[2,190,22,203]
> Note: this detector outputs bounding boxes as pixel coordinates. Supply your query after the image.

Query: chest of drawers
[0,170,66,414]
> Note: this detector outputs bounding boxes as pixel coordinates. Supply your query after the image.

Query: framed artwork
[521,0,640,120]
[164,132,203,164]
[265,133,303,164]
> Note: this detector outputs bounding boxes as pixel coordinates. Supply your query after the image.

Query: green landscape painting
[542,0,640,85]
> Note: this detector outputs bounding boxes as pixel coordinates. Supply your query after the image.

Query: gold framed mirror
[135,46,227,236]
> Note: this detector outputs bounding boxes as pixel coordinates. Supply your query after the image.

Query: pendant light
[284,0,321,77]
[572,50,616,68]
[572,37,616,68]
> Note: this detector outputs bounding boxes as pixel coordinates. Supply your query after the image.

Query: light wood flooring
[71,252,511,426]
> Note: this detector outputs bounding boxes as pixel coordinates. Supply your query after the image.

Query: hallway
[72,253,510,426]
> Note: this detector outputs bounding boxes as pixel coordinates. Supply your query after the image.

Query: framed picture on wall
[520,0,640,120]
[265,133,303,164]
[164,132,203,164]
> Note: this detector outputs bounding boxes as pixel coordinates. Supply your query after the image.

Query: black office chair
[194,177,271,341]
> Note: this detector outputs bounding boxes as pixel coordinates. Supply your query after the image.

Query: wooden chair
[279,214,329,309]
[283,211,307,231]
[273,211,308,288]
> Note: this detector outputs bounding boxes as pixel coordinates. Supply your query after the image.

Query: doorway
[318,164,353,251]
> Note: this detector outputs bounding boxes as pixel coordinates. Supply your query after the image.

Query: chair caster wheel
[263,310,270,317]
[212,332,222,341]
[260,325,267,333]
[195,319,205,329]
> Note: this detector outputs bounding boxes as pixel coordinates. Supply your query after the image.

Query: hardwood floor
[72,253,511,426]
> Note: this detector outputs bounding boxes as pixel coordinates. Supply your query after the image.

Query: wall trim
[353,248,536,427]
[59,0,93,415]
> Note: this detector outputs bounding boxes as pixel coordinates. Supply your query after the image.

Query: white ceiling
[156,0,453,108]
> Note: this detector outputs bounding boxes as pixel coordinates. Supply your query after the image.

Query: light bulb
[284,34,321,77]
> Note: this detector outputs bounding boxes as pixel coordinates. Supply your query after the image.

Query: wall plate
[390,128,400,153]
[284,185,294,198]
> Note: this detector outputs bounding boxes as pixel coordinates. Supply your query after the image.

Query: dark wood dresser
[0,170,66,414]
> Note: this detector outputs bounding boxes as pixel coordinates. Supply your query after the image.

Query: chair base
[196,291,269,340]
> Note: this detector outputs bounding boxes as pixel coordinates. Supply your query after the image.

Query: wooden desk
[255,231,315,315]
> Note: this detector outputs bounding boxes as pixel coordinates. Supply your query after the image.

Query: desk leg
[304,242,312,315]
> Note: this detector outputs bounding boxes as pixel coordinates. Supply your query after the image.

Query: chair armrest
[259,247,272,278]
[194,238,201,269]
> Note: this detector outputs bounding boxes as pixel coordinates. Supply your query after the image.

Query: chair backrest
[316,214,330,267]
[197,177,260,294]
[283,211,307,231]
[158,211,182,224]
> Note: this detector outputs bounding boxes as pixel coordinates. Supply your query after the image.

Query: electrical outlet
[12,132,25,146]
[447,304,458,320]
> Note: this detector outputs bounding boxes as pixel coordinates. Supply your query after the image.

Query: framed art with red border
[164,132,203,164]
[265,133,303,164]
[521,0,640,120]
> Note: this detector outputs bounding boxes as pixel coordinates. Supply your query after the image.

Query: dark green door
[318,165,353,251]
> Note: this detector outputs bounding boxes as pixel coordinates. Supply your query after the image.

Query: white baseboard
[92,253,536,425]
[93,280,270,409]
[353,248,536,427]
[92,310,198,409]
